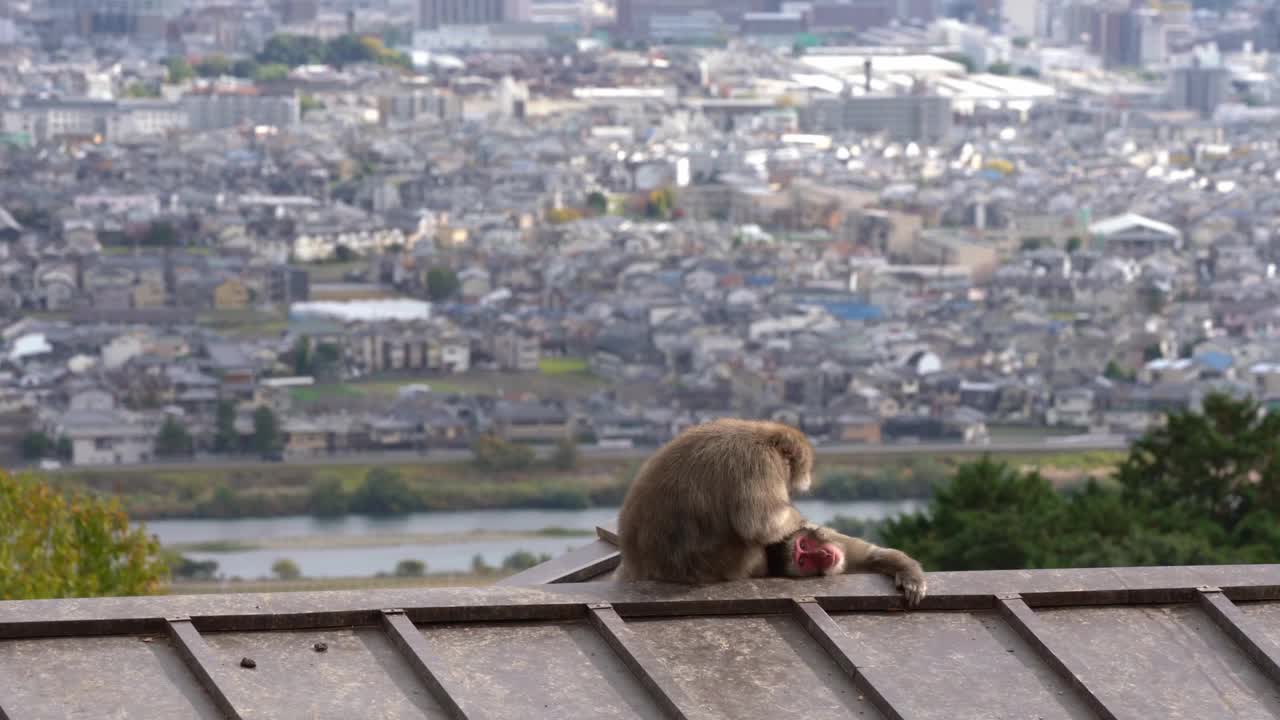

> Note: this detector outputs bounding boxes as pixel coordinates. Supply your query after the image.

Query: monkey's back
[617,419,802,582]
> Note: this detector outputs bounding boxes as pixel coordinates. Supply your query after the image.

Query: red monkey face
[792,533,845,576]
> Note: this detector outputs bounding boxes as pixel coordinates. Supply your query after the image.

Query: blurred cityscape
[0,0,1276,470]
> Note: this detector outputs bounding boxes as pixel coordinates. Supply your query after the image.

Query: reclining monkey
[616,418,927,605]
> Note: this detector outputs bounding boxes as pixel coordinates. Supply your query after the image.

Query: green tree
[1066,236,1083,253]
[471,435,536,472]
[300,93,325,116]
[881,457,1067,571]
[155,417,194,458]
[214,400,238,453]
[394,559,426,577]
[349,468,417,515]
[231,59,259,78]
[308,477,349,516]
[883,394,1280,572]
[168,554,219,581]
[426,266,460,301]
[0,472,166,600]
[291,337,312,375]
[55,436,72,461]
[21,431,50,460]
[165,57,194,83]
[252,406,281,456]
[333,244,355,262]
[313,342,341,372]
[271,558,301,580]
[551,437,579,470]
[145,221,177,246]
[194,55,232,77]
[253,63,290,82]
[988,62,1012,76]
[259,34,328,66]
[1104,361,1133,382]
[471,554,493,574]
[124,83,160,98]
[502,550,552,572]
[1117,394,1280,529]
[586,191,608,216]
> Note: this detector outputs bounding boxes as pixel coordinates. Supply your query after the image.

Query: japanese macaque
[617,418,815,584]
[616,418,927,607]
[764,525,928,607]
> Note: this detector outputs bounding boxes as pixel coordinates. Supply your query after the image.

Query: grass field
[290,362,606,406]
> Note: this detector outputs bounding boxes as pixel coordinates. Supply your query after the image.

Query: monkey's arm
[728,483,808,546]
[816,528,928,607]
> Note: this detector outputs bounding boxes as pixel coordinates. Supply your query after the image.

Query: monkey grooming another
[616,418,928,606]
[617,418,814,584]
[763,525,928,607]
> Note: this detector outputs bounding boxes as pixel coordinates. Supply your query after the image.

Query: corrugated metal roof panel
[0,634,223,720]
[416,620,662,719]
[628,614,885,720]
[833,610,1093,719]
[4,544,1280,720]
[1035,604,1280,718]
[199,627,447,719]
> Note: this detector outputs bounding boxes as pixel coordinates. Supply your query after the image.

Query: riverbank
[46,448,1125,520]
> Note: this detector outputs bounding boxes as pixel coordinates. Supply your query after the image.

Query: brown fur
[767,526,928,606]
[616,418,815,583]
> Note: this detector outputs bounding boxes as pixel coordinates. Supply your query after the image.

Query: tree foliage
[214,400,238,453]
[883,394,1280,571]
[252,405,281,456]
[426,266,460,301]
[165,57,194,83]
[21,431,51,460]
[271,558,302,580]
[394,559,426,577]
[349,468,416,515]
[0,472,166,600]
[155,416,194,458]
[471,434,536,472]
[551,437,579,470]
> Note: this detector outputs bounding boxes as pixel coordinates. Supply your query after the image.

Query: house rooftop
[2,527,1280,719]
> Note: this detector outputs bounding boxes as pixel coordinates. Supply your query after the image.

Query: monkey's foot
[896,573,928,608]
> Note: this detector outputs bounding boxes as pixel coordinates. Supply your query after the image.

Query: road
[41,436,1131,474]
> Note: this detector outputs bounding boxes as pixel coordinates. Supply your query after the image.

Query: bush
[471,554,493,574]
[502,550,552,572]
[551,437,579,470]
[271,558,301,580]
[168,554,220,581]
[309,477,349,516]
[394,559,426,577]
[20,431,51,460]
[471,435,536,472]
[349,468,417,515]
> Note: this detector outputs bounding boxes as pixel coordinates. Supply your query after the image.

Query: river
[147,499,923,579]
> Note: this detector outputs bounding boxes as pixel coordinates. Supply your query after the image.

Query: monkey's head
[765,528,846,578]
[769,423,814,493]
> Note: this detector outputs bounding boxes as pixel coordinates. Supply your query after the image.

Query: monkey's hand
[895,568,928,608]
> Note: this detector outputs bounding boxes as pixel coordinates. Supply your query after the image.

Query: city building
[803,91,953,142]
[49,0,184,40]
[181,91,300,132]
[416,0,529,29]
[1169,50,1229,119]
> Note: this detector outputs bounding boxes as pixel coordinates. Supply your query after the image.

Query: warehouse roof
[2,528,1280,719]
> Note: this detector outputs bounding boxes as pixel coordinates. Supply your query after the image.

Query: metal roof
[3,528,1280,719]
